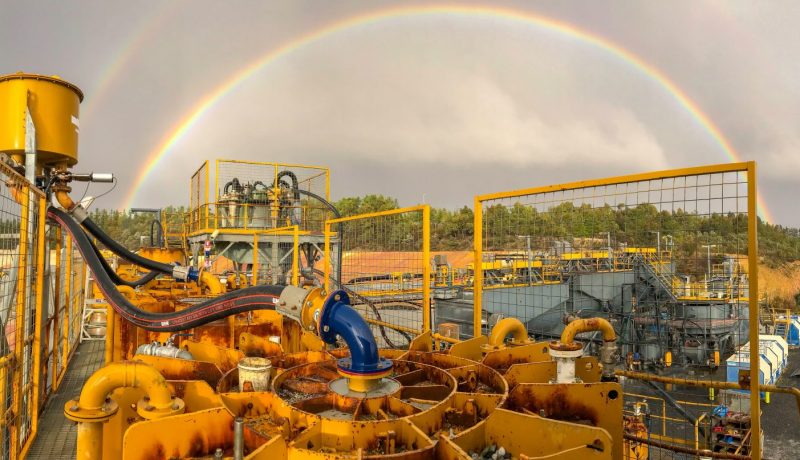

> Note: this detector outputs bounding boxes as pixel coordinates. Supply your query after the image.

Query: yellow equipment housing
[0,72,83,167]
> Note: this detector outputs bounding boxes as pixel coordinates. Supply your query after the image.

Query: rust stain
[507,385,598,426]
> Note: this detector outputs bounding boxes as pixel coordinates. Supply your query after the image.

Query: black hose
[87,236,160,287]
[277,170,300,200]
[49,207,284,332]
[294,188,342,285]
[223,178,242,195]
[80,216,174,274]
[311,268,412,348]
[150,220,163,247]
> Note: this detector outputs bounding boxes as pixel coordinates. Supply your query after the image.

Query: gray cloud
[2,1,799,224]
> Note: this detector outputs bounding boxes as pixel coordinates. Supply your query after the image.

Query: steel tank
[0,72,83,167]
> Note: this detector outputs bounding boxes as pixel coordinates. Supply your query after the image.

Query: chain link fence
[324,206,431,348]
[473,163,766,458]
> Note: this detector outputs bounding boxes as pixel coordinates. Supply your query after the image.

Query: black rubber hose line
[80,215,175,274]
[49,207,283,332]
[86,235,160,287]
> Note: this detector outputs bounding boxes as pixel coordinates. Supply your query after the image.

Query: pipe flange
[548,346,583,359]
[336,357,393,377]
[64,398,119,423]
[135,396,186,420]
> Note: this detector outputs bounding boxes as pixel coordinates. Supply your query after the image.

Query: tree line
[88,194,800,268]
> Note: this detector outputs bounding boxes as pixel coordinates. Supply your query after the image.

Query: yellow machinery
[3,71,792,460]
[0,72,82,168]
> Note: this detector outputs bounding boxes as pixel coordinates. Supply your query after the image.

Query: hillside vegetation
[87,194,800,307]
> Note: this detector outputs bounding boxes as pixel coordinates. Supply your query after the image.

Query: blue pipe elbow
[318,290,392,375]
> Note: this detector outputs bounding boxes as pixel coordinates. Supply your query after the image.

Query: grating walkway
[27,340,105,459]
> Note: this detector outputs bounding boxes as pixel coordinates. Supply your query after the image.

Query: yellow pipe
[76,422,103,460]
[488,317,529,347]
[200,270,223,295]
[77,361,174,411]
[54,189,75,210]
[560,317,616,345]
[616,370,800,415]
[66,361,183,460]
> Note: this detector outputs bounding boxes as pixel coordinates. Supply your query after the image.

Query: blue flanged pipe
[318,290,392,377]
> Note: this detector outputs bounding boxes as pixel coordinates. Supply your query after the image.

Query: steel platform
[26,340,105,459]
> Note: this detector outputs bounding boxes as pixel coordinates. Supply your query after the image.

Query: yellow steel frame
[253,225,300,286]
[473,161,762,459]
[324,205,431,332]
[213,158,330,199]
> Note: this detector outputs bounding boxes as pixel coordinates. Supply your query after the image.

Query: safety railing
[187,159,330,236]
[324,206,431,348]
[474,162,766,458]
[0,162,87,459]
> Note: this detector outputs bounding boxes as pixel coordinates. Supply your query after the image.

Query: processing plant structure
[0,72,795,460]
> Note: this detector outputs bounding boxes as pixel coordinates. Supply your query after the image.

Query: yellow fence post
[422,205,431,332]
[253,233,259,285]
[324,221,331,293]
[747,161,761,460]
[10,182,31,457]
[473,196,483,337]
[51,227,62,391]
[61,234,72,383]
[27,193,47,455]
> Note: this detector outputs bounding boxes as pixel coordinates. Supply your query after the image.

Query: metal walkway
[27,340,105,459]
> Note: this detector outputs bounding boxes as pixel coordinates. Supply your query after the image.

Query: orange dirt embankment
[758,261,800,302]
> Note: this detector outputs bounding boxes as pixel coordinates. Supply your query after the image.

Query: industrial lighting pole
[517,235,532,286]
[701,244,717,281]
[599,232,612,268]
[662,235,673,252]
[650,231,661,254]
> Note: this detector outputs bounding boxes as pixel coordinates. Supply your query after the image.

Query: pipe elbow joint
[318,290,392,376]
[487,317,530,349]
[65,361,184,423]
[560,317,616,346]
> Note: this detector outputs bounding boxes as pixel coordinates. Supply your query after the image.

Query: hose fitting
[318,290,392,392]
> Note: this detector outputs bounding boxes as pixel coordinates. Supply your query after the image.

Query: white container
[238,357,272,392]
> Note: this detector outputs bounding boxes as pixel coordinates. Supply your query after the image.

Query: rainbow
[121,4,773,221]
[81,3,180,121]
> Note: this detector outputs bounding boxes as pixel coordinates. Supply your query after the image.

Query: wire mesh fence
[324,206,431,348]
[0,163,88,459]
[193,160,331,233]
[189,160,209,232]
[473,163,765,458]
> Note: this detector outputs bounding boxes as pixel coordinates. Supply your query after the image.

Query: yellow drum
[0,72,83,167]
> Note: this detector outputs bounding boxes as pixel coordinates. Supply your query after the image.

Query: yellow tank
[0,72,83,167]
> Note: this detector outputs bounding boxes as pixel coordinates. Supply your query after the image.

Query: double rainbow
[120,4,771,221]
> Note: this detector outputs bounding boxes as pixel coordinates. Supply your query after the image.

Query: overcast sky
[3,1,799,224]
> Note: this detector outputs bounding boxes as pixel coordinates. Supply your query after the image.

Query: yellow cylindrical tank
[0,72,83,167]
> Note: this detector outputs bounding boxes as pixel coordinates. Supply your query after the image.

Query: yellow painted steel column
[747,161,761,460]
[62,234,72,374]
[28,193,47,451]
[214,159,219,230]
[104,304,115,364]
[324,222,331,293]
[292,226,299,286]
[204,160,209,229]
[473,196,483,337]
[252,234,259,285]
[11,184,30,457]
[51,227,62,390]
[422,205,431,332]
